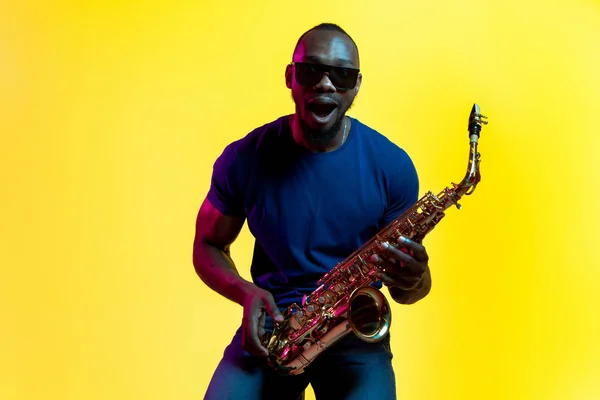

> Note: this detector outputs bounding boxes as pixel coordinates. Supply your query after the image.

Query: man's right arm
[192,197,283,356]
[192,196,252,305]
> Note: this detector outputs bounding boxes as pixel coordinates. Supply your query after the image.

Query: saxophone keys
[291,314,304,330]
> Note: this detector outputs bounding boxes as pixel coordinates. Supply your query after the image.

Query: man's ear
[285,64,293,89]
[354,73,362,94]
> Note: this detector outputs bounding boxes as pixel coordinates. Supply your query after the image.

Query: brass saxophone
[262,104,488,375]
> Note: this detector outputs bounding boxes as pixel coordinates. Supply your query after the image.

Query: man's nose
[313,73,336,92]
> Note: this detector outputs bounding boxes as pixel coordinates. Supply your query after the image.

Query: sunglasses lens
[295,63,358,90]
[295,63,323,87]
[330,67,358,90]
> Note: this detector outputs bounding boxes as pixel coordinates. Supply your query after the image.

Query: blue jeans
[204,326,396,400]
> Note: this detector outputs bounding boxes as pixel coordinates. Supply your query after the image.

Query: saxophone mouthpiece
[468,103,488,138]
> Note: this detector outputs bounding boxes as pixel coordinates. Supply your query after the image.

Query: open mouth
[308,103,337,119]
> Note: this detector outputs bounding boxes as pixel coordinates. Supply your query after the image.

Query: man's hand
[240,284,284,357]
[370,236,430,291]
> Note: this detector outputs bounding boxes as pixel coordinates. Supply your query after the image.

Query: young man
[194,23,432,400]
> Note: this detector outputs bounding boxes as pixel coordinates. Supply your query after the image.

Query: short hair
[292,23,359,60]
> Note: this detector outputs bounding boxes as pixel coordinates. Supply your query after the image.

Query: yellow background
[2,0,599,399]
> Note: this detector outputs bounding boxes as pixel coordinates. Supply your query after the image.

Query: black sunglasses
[291,62,360,90]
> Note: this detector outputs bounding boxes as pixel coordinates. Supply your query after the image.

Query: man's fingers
[396,237,428,262]
[240,288,283,357]
[378,239,429,268]
[262,294,284,322]
[379,272,397,287]
[242,316,268,357]
[258,311,267,339]
[380,271,421,290]
[372,250,421,276]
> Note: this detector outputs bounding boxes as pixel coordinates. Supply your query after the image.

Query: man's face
[286,30,362,139]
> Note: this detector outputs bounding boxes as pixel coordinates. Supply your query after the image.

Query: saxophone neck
[458,104,488,194]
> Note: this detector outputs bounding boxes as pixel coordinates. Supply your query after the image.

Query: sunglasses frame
[290,61,360,91]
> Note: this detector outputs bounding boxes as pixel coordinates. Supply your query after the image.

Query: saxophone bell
[347,286,392,343]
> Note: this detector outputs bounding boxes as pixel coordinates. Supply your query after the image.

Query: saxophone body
[262,104,488,375]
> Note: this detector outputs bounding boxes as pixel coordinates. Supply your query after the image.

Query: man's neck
[289,115,348,153]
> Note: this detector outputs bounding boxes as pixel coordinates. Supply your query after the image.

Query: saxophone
[262,104,488,375]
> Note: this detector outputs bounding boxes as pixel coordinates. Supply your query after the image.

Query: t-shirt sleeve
[206,143,246,217]
[380,149,419,227]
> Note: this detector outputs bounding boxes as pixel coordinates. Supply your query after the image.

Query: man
[193,23,432,400]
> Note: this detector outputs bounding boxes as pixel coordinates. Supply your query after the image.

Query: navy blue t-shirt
[207,115,419,308]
